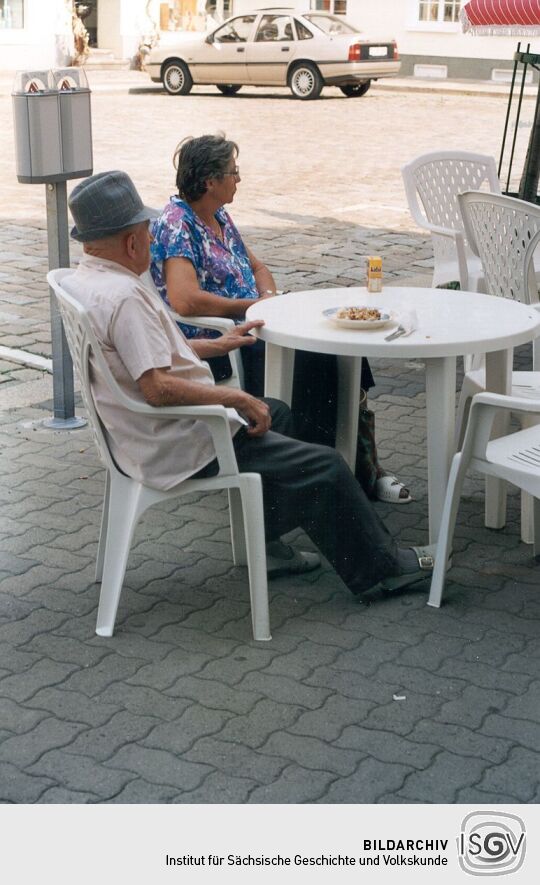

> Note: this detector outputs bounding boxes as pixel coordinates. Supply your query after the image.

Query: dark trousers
[197,399,399,595]
[240,339,374,447]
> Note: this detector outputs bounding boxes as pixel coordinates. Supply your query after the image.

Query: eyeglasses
[222,166,240,177]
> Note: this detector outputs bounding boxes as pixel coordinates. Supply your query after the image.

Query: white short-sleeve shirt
[64,255,242,490]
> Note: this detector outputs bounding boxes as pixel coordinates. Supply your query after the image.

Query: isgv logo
[458,811,526,876]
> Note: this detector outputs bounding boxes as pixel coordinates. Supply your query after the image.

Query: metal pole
[507,45,530,195]
[43,180,86,430]
[499,42,520,182]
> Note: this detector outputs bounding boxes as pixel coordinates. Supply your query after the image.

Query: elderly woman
[150,134,410,503]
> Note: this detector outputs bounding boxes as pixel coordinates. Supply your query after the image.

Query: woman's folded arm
[164,256,258,318]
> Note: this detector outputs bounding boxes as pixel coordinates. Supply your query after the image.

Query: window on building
[310,1,348,14]
[418,0,461,24]
[0,0,24,28]
[206,0,232,17]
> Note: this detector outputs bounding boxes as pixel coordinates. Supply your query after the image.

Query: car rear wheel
[340,81,371,98]
[163,60,193,96]
[289,63,323,100]
[217,84,242,96]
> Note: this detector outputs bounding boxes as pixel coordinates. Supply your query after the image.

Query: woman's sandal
[376,474,412,504]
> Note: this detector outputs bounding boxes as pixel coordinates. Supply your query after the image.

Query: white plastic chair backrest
[402,150,501,234]
[47,267,140,476]
[458,191,540,305]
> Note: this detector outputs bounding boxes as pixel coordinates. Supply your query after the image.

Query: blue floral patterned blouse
[150,196,258,339]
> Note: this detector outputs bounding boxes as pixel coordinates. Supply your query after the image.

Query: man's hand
[237,393,271,437]
[214,319,264,355]
[137,369,271,438]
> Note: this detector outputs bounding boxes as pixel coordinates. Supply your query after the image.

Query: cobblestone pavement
[0,72,538,804]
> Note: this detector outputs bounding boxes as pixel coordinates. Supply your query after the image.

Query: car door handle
[281,47,290,52]
[236,47,245,53]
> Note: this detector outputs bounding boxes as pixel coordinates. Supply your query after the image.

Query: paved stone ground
[0,72,538,804]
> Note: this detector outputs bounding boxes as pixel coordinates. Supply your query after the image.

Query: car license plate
[369,46,388,57]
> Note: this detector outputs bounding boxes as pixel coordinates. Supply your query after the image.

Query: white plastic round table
[246,287,540,543]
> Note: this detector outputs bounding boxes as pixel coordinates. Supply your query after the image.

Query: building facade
[0,0,157,70]
[0,0,72,70]
[343,0,535,80]
[0,0,535,79]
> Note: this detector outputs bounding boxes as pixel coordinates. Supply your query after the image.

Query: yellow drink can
[366,256,383,293]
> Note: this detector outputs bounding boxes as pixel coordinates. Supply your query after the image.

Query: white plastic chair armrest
[462,390,540,463]
[428,227,468,289]
[471,390,540,415]
[167,309,245,389]
[402,166,464,240]
[122,399,231,419]
[405,212,434,235]
[402,174,470,287]
[428,223,463,241]
[403,215,464,248]
[169,310,235,335]
[121,397,240,474]
[403,182,470,287]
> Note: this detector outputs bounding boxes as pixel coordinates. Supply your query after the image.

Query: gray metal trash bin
[12,68,93,184]
[11,67,93,430]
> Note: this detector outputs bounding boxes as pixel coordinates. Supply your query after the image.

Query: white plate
[323,306,393,330]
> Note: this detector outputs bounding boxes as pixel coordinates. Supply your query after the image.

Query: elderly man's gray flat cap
[69,170,154,242]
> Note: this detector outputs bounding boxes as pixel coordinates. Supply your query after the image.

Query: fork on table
[385,324,406,342]
[384,310,418,342]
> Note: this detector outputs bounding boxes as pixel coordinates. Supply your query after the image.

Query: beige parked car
[146,8,400,100]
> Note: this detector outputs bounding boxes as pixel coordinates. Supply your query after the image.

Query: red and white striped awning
[461,0,540,35]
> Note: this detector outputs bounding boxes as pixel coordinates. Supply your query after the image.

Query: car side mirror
[205,33,215,44]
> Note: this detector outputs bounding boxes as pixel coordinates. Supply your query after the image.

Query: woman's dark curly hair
[174,134,239,202]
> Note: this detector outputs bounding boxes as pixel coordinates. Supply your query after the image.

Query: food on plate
[336,306,381,321]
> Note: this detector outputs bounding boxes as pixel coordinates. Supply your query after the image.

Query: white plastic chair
[428,390,540,608]
[140,269,245,389]
[48,267,270,641]
[402,150,501,290]
[455,191,540,542]
[455,191,540,438]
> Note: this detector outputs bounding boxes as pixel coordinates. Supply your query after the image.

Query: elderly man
[65,170,435,595]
